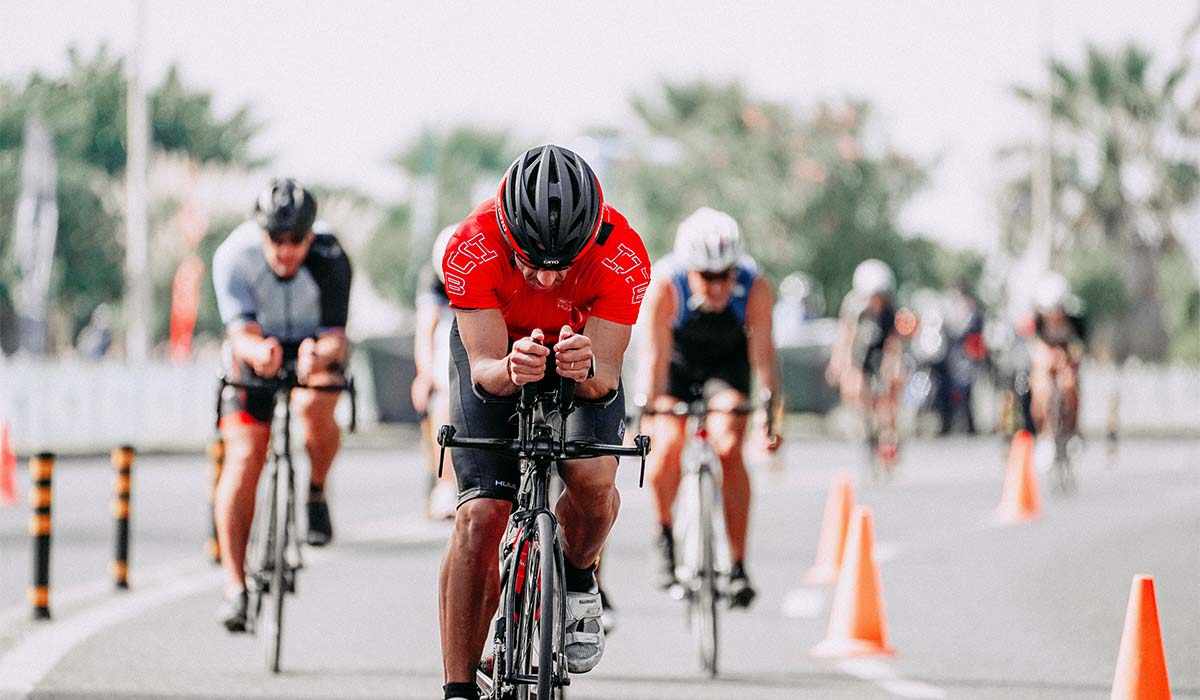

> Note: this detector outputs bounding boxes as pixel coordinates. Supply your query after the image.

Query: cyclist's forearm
[472,356,520,396]
[228,325,267,366]
[314,332,348,367]
[412,303,438,376]
[575,362,619,400]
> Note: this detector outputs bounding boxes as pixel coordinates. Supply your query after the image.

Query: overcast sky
[3,1,1196,250]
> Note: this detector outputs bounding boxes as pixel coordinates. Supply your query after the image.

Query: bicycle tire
[244,471,272,633]
[535,512,558,697]
[693,469,719,677]
[264,460,289,673]
[512,531,538,700]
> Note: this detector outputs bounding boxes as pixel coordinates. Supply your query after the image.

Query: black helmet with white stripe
[255,178,317,234]
[496,145,604,270]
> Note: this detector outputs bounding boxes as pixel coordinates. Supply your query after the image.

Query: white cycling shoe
[564,589,605,673]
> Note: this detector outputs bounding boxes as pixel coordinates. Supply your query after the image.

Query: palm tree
[615,79,931,305]
[1002,42,1199,361]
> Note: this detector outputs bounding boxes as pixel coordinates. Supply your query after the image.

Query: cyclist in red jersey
[438,146,649,700]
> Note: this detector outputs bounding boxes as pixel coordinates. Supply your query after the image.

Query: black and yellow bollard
[111,445,134,590]
[28,452,54,620]
[207,438,224,564]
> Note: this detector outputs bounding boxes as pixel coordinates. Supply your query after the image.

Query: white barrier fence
[0,358,1195,455]
[0,357,375,455]
[1077,361,1200,436]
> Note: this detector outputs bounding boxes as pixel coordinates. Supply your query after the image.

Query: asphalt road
[0,429,1197,699]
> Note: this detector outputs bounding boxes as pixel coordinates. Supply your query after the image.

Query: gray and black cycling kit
[663,255,757,402]
[212,220,352,423]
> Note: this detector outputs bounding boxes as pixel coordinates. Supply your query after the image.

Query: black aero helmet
[496,145,603,270]
[254,178,317,234]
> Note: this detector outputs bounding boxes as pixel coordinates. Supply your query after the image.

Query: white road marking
[0,569,224,694]
[781,588,825,619]
[875,541,901,563]
[0,557,204,633]
[0,513,443,694]
[838,659,947,699]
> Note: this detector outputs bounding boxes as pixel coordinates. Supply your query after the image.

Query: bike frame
[439,379,649,698]
[214,369,356,673]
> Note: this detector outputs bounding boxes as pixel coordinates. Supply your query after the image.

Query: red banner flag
[168,254,205,363]
[0,421,18,506]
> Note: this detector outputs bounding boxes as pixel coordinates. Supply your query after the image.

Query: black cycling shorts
[218,342,304,427]
[448,320,626,507]
[666,356,751,404]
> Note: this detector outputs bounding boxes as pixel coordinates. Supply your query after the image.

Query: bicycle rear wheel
[263,458,290,673]
[691,469,719,677]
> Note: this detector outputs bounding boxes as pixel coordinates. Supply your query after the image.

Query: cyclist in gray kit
[211,178,351,632]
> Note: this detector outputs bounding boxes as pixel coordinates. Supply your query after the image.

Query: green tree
[1000,42,1199,361]
[611,80,932,307]
[363,126,511,307]
[395,125,511,234]
[0,45,262,352]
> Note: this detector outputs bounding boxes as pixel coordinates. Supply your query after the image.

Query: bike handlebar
[437,426,652,486]
[636,402,756,418]
[215,372,358,433]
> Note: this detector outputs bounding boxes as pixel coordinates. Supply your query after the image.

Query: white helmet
[779,273,813,302]
[431,224,457,284]
[1034,272,1070,313]
[852,259,895,296]
[674,207,743,272]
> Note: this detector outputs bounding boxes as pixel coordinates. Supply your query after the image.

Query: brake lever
[635,434,651,488]
[437,425,456,478]
[214,376,229,431]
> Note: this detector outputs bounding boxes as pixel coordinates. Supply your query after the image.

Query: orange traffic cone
[994,429,1040,524]
[0,421,17,507]
[1111,574,1171,700]
[812,506,893,657]
[804,473,855,584]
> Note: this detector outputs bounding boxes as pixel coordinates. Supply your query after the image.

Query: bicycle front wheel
[691,469,719,677]
[513,513,562,699]
[264,459,290,673]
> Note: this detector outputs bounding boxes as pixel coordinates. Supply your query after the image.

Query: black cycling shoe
[654,526,676,591]
[306,497,333,547]
[218,589,249,633]
[727,562,757,610]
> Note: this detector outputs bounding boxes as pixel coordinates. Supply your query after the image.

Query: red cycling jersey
[442,198,651,343]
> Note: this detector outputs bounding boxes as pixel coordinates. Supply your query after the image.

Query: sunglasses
[267,230,310,246]
[698,268,734,282]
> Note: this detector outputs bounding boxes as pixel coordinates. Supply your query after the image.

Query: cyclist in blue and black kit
[638,207,782,609]
[211,178,352,632]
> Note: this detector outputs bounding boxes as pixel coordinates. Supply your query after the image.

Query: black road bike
[215,368,356,673]
[438,378,649,699]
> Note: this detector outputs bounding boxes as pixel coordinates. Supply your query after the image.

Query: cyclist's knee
[563,457,618,497]
[218,429,268,487]
[293,389,337,427]
[649,428,685,467]
[710,428,745,465]
[452,498,510,553]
